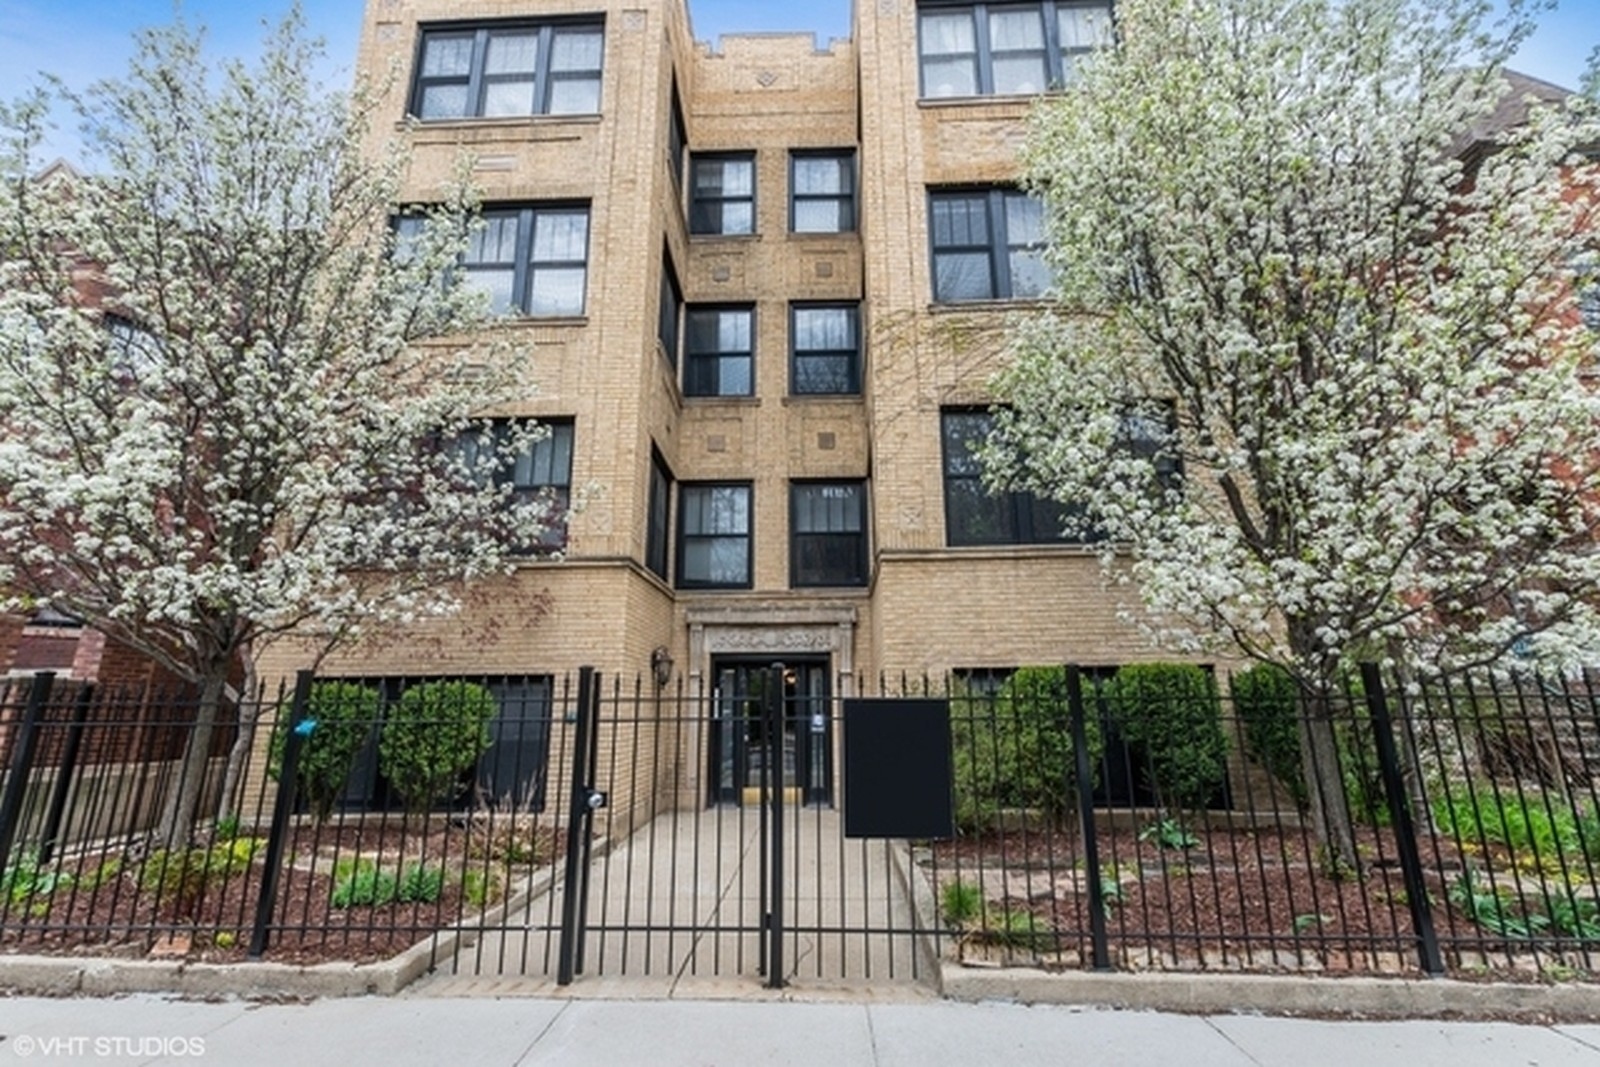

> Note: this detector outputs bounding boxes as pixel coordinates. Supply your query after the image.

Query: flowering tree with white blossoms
[992,0,1600,870]
[0,14,561,845]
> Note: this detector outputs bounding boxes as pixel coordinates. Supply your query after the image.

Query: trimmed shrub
[1103,663,1229,814]
[1232,662,1308,810]
[268,681,380,822]
[378,680,497,816]
[949,666,1103,831]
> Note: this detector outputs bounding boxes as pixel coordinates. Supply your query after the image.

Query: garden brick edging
[937,964,1600,1022]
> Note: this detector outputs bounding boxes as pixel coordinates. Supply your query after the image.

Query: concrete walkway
[4,992,1600,1066]
[422,806,932,997]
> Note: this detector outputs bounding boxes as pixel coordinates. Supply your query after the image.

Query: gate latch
[583,788,608,811]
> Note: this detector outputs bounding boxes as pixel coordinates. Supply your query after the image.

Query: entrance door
[709,657,832,806]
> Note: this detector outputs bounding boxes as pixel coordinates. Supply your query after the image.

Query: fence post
[557,666,598,986]
[247,670,314,960]
[765,662,787,990]
[1359,662,1444,976]
[1066,666,1112,971]
[37,683,95,865]
[0,672,55,886]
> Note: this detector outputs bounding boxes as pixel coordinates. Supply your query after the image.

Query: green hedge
[950,666,1103,831]
[1103,663,1229,814]
[378,680,497,815]
[268,681,380,822]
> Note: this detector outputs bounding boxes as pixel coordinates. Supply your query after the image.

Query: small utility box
[841,698,954,839]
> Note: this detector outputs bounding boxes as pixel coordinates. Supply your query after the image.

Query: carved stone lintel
[704,626,836,654]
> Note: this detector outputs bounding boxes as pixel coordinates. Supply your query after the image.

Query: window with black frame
[646,451,672,581]
[684,306,754,397]
[929,188,1050,302]
[940,405,1179,546]
[790,151,856,233]
[918,1,1113,99]
[790,304,861,395]
[409,21,603,119]
[658,253,682,366]
[791,481,868,587]
[450,418,574,552]
[395,204,589,317]
[690,153,756,236]
[677,483,752,588]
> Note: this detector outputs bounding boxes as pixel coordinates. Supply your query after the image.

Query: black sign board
[842,698,954,839]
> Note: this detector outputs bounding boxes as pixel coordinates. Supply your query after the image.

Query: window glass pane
[947,479,1015,543]
[464,268,516,314]
[551,30,604,70]
[989,8,1045,49]
[992,56,1048,95]
[483,80,536,116]
[794,355,853,394]
[533,212,589,260]
[548,77,602,114]
[722,160,754,196]
[422,35,474,77]
[467,215,519,264]
[937,252,995,301]
[529,268,586,315]
[485,33,538,74]
[1059,3,1115,49]
[718,310,751,350]
[715,357,752,396]
[921,12,976,54]
[932,196,989,246]
[706,539,748,584]
[1009,249,1051,299]
[922,57,978,97]
[943,412,991,475]
[793,157,846,195]
[419,84,469,120]
[793,201,844,234]
[1005,194,1044,244]
[794,307,852,350]
[718,202,754,235]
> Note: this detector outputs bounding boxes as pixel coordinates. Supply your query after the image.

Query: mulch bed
[0,817,566,966]
[927,821,1600,979]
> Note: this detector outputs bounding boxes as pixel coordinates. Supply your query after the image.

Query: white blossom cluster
[993,0,1600,684]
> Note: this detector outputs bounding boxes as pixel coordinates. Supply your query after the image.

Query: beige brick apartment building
[278,0,1195,808]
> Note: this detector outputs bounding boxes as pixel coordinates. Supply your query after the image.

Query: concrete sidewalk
[4,992,1600,1066]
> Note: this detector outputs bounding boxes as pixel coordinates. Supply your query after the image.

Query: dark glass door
[708,657,832,806]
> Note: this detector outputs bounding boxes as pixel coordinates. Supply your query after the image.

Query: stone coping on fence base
[937,964,1600,1022]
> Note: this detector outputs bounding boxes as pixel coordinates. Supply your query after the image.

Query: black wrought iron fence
[921,663,1600,978]
[0,661,1596,983]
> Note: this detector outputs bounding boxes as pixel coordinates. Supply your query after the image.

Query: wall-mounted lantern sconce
[650,645,674,688]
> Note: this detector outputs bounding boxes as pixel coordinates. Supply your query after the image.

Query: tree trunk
[214,659,261,826]
[154,671,226,850]
[1297,686,1359,877]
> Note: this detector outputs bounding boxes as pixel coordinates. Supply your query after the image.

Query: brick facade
[252,0,1223,811]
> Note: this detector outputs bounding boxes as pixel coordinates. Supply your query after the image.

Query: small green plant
[213,813,242,841]
[213,930,237,949]
[140,838,262,914]
[378,681,497,816]
[1434,788,1591,870]
[397,863,445,904]
[462,868,504,908]
[981,907,1051,950]
[1449,871,1548,939]
[1545,893,1600,939]
[329,860,398,908]
[1097,867,1126,917]
[1291,913,1331,934]
[1,851,74,916]
[1138,815,1199,851]
[941,880,983,928]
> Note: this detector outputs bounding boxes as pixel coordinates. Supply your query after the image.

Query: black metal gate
[432,665,933,987]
